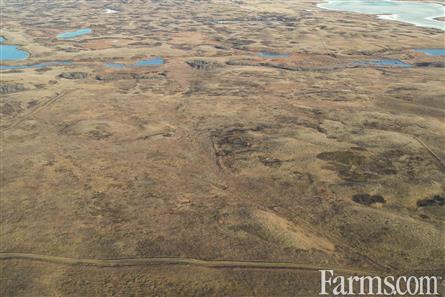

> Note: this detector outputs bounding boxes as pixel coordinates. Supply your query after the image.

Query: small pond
[0,61,72,70]
[0,36,29,61]
[354,59,412,67]
[414,48,445,56]
[105,57,165,68]
[134,57,164,66]
[57,28,92,39]
[105,63,126,69]
[258,52,289,58]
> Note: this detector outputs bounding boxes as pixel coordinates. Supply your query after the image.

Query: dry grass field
[1,0,444,296]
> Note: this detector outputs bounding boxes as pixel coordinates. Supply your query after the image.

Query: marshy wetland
[1,0,444,296]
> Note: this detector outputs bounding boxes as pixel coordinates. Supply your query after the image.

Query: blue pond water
[0,61,72,70]
[105,63,126,69]
[318,0,445,30]
[57,28,92,39]
[134,57,164,66]
[414,48,445,56]
[105,57,165,68]
[354,59,412,67]
[0,37,29,61]
[258,52,289,58]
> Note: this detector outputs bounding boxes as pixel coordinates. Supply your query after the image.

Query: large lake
[318,0,445,30]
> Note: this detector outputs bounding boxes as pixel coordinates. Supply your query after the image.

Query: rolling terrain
[1,0,444,296]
